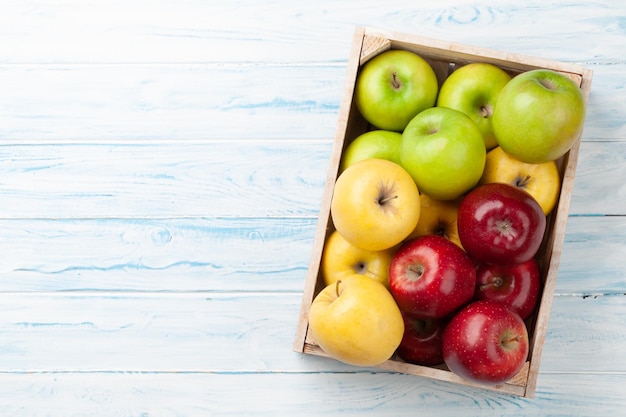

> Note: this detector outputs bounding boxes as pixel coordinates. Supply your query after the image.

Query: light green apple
[400,107,486,201]
[340,130,402,172]
[492,69,586,164]
[355,49,439,132]
[437,62,511,150]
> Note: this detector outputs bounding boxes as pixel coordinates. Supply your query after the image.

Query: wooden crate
[293,26,593,398]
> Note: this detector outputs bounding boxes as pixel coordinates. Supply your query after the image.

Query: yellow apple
[407,194,463,249]
[479,146,561,215]
[308,274,404,367]
[321,230,396,288]
[330,158,420,251]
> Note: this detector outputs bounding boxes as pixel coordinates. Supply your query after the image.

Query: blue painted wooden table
[0,1,625,415]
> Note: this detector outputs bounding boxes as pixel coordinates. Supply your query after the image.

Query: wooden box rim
[294,26,593,398]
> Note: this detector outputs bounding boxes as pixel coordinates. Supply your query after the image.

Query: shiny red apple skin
[389,235,476,319]
[442,300,529,385]
[396,313,446,366]
[458,183,547,265]
[475,258,541,319]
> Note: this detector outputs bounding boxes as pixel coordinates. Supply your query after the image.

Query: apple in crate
[407,193,463,249]
[355,49,438,132]
[400,107,486,201]
[396,313,446,366]
[389,235,476,319]
[480,146,561,215]
[458,183,546,265]
[308,274,404,367]
[475,258,541,320]
[436,62,511,150]
[331,158,420,251]
[493,69,586,164]
[340,130,402,172]
[321,230,396,288]
[442,300,529,385]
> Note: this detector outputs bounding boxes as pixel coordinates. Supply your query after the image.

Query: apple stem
[480,276,504,290]
[502,335,522,345]
[391,72,401,89]
[516,174,532,188]
[540,79,557,90]
[335,280,341,297]
[407,265,425,279]
[378,195,398,205]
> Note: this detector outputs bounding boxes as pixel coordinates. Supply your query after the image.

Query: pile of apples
[308,48,586,386]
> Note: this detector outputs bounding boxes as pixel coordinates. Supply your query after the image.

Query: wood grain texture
[0,218,316,292]
[0,0,623,64]
[0,293,624,374]
[0,64,344,142]
[0,372,625,417]
[0,64,622,142]
[0,142,331,218]
[0,0,624,413]
[0,216,623,294]
[0,141,624,218]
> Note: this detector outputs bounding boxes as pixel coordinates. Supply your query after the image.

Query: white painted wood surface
[0,1,624,415]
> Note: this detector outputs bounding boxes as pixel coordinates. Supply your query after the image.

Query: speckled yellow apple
[479,146,561,215]
[331,158,420,251]
[321,230,396,288]
[407,194,463,249]
[308,274,404,367]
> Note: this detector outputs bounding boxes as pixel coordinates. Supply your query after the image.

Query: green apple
[437,62,511,150]
[331,158,421,251]
[340,130,402,172]
[492,69,586,164]
[355,49,438,132]
[308,274,404,367]
[400,107,486,201]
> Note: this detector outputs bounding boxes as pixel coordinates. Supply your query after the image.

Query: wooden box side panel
[364,27,587,83]
[293,27,366,353]
[523,67,593,397]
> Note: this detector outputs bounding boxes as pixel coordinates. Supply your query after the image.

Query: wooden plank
[570,141,626,215]
[558,216,626,294]
[0,217,317,292]
[0,216,623,294]
[0,142,332,219]
[0,371,624,416]
[0,64,344,142]
[0,140,624,220]
[0,0,623,64]
[0,63,621,142]
[0,293,624,374]
[0,292,347,373]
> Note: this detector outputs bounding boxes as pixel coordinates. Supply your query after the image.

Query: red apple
[475,258,541,319]
[389,235,476,319]
[442,300,529,385]
[396,313,446,366]
[458,183,546,265]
